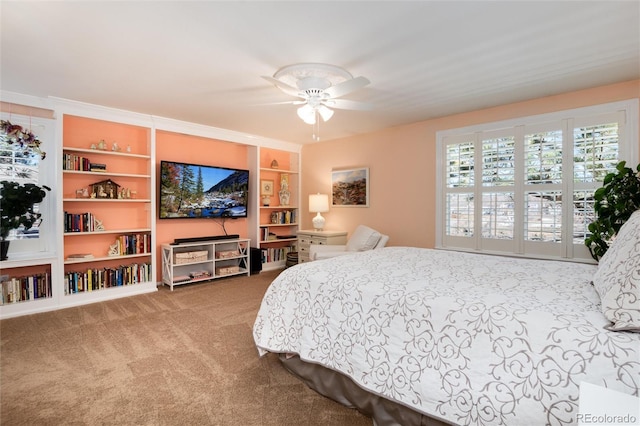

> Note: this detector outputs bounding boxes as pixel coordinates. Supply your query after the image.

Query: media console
[161,238,250,290]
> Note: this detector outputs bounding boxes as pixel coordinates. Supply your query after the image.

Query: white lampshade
[309,193,329,231]
[309,193,329,213]
[317,105,334,122]
[297,105,316,125]
[297,104,334,125]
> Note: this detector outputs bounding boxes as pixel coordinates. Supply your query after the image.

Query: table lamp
[309,193,329,231]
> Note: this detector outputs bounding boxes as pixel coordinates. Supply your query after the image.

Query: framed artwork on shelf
[332,167,369,207]
[261,179,274,196]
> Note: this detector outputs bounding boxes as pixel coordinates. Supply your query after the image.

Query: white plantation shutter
[436,100,638,262]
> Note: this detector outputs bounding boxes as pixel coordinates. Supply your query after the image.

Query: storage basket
[175,250,208,264]
[216,250,239,259]
[216,265,240,275]
[285,251,298,268]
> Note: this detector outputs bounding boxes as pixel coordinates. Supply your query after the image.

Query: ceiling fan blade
[324,98,373,111]
[250,100,307,107]
[261,76,302,97]
[253,100,306,106]
[324,76,370,98]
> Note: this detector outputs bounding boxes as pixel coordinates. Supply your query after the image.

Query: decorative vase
[1,240,9,261]
[279,188,290,206]
[279,174,290,206]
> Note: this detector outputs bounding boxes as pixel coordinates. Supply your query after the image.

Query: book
[67,253,94,259]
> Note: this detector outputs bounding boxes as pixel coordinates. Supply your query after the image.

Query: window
[436,100,638,262]
[0,114,55,256]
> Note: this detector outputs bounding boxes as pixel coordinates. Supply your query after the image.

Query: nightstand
[297,230,348,263]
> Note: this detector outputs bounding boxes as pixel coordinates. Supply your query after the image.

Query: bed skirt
[279,354,451,426]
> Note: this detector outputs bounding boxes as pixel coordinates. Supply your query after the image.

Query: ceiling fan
[262,63,372,125]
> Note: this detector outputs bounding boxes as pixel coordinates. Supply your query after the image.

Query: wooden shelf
[63,146,151,159]
[63,170,150,178]
[63,198,151,203]
[64,228,151,236]
[64,253,151,265]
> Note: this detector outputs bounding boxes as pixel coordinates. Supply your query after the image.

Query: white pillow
[592,209,640,332]
[346,225,382,252]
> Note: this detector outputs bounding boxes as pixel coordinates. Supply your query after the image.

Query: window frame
[435,99,639,263]
[0,113,56,258]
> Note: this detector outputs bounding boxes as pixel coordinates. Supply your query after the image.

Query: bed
[253,215,640,425]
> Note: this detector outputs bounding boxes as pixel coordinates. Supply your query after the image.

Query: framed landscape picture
[331,167,369,207]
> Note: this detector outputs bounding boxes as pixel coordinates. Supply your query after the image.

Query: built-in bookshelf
[0,99,303,318]
[256,148,299,270]
[60,112,156,306]
[0,257,60,317]
[1,267,52,305]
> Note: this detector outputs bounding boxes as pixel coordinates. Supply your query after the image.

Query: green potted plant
[0,181,51,260]
[585,160,640,261]
[0,120,49,260]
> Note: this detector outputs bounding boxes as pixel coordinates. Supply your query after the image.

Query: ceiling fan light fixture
[297,104,316,125]
[264,62,371,134]
[317,105,334,122]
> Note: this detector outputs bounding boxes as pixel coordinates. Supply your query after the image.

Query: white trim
[0,91,55,111]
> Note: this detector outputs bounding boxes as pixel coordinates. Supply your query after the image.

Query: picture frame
[260,179,274,196]
[332,167,369,207]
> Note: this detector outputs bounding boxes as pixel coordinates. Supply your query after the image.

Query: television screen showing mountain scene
[160,161,249,219]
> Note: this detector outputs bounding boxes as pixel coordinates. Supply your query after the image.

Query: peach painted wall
[300,79,640,248]
[155,130,250,279]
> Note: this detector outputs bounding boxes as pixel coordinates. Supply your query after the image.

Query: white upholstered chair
[309,225,389,261]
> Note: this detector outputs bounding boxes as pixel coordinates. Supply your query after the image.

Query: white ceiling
[1,1,638,144]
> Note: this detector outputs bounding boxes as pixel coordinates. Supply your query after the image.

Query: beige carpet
[0,269,371,425]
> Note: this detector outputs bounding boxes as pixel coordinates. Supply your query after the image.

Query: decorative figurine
[108,240,120,256]
[112,142,121,152]
[94,218,105,231]
[97,140,107,150]
[91,179,120,199]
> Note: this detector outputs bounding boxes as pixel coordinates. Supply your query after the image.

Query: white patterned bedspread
[253,247,640,425]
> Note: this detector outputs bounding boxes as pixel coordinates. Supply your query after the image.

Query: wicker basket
[175,250,208,264]
[216,265,240,275]
[216,250,239,259]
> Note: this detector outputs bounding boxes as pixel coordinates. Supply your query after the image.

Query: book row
[269,210,296,225]
[1,272,52,305]
[261,245,296,264]
[111,234,151,255]
[65,262,151,294]
[64,211,98,233]
[63,153,106,172]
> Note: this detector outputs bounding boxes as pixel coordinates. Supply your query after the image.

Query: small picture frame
[261,179,274,196]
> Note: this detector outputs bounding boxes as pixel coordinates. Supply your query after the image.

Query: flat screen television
[159,160,249,219]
